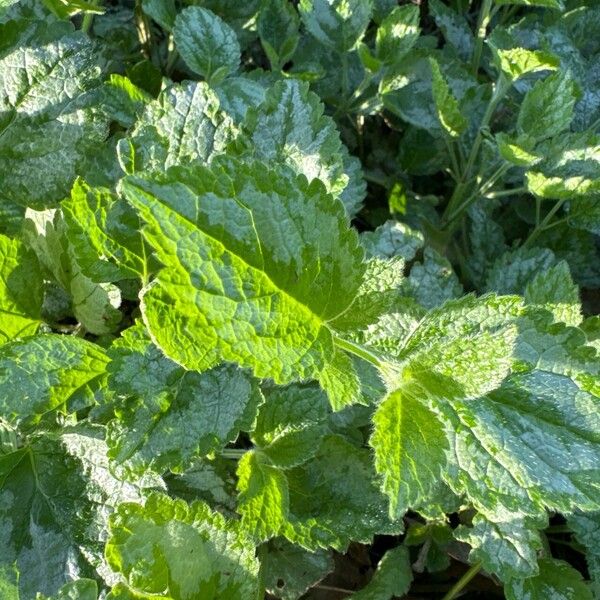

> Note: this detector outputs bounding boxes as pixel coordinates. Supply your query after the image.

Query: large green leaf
[0,427,160,599]
[120,157,364,385]
[173,6,240,84]
[0,234,43,342]
[0,334,108,426]
[0,24,108,208]
[106,323,260,476]
[105,493,260,599]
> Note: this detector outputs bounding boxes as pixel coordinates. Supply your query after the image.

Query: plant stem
[81,0,101,34]
[441,563,482,600]
[221,448,248,459]
[333,336,383,369]
[471,0,493,76]
[522,198,566,248]
[485,186,527,199]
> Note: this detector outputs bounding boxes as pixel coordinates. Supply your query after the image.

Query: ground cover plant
[1,0,600,598]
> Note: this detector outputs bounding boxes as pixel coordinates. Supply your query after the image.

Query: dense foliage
[1,0,600,598]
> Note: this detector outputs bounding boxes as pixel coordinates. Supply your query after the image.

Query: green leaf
[527,171,600,199]
[173,6,240,83]
[107,323,260,476]
[318,347,363,410]
[517,71,576,141]
[0,427,160,599]
[567,195,600,237]
[242,79,351,201]
[0,234,43,342]
[406,247,463,309]
[106,493,259,599]
[237,450,290,542]
[0,335,108,426]
[375,5,420,65]
[429,58,467,137]
[361,220,424,261]
[580,316,600,352]
[0,26,108,208]
[257,0,300,69]
[251,384,330,468]
[282,435,403,550]
[23,208,122,334]
[486,247,557,294]
[263,539,333,600]
[454,514,545,581]
[351,546,413,600]
[298,0,373,52]
[141,0,176,31]
[61,180,150,283]
[371,382,448,518]
[505,558,593,600]
[569,511,600,598]
[120,81,236,174]
[120,157,364,385]
[494,47,559,82]
[38,579,98,600]
[496,133,541,167]
[428,0,473,62]
[524,260,582,326]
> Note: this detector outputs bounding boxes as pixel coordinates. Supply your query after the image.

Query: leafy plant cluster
[1,0,600,598]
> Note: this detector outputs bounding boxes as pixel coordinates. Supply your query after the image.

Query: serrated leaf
[141,0,175,31]
[406,247,463,309]
[237,451,290,542]
[173,6,240,83]
[0,427,160,599]
[371,382,448,518]
[23,208,122,334]
[107,323,260,476]
[0,234,43,342]
[496,133,541,167]
[494,47,559,81]
[283,435,403,551]
[524,260,582,326]
[0,335,108,426]
[318,347,363,410]
[105,493,259,599]
[430,58,467,137]
[120,157,364,385]
[252,384,329,468]
[569,511,600,598]
[121,81,236,174]
[351,546,413,600]
[257,0,300,70]
[0,26,108,208]
[454,514,545,581]
[428,0,473,62]
[505,558,593,600]
[375,5,420,65]
[518,71,576,141]
[299,0,373,52]
[61,180,150,283]
[263,539,333,600]
[361,220,424,261]
[242,79,351,201]
[38,579,98,600]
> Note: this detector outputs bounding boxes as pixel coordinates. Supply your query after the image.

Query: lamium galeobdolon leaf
[0,426,161,599]
[0,234,43,342]
[105,493,260,599]
[0,21,109,208]
[106,322,261,476]
[120,156,365,388]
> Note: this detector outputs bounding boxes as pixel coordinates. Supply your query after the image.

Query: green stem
[522,198,566,249]
[165,34,178,76]
[256,545,267,600]
[485,186,527,199]
[81,0,101,33]
[445,137,461,181]
[471,0,493,75]
[333,336,383,369]
[221,448,248,459]
[441,563,482,600]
